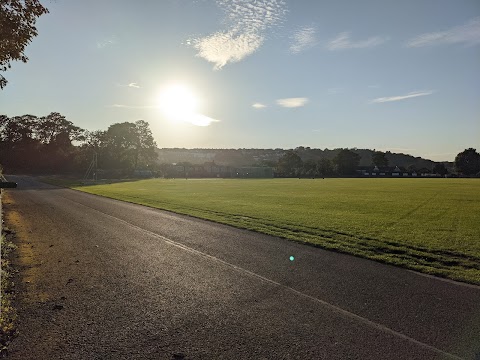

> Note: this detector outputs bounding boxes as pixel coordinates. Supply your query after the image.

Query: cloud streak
[97,36,118,49]
[190,0,287,69]
[109,104,157,109]
[406,17,480,47]
[276,97,308,108]
[252,103,267,109]
[370,91,433,103]
[109,104,218,126]
[116,82,141,89]
[327,32,388,50]
[185,113,220,127]
[290,26,317,53]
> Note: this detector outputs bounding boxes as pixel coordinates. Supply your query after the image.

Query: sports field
[73,178,480,284]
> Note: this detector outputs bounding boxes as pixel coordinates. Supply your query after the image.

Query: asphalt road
[3,175,480,360]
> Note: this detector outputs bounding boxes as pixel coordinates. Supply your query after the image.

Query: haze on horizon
[1,0,479,162]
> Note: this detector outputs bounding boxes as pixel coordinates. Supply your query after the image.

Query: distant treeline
[157,147,446,173]
[1,113,478,177]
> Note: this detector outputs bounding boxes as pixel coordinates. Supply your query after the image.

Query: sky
[1,0,479,161]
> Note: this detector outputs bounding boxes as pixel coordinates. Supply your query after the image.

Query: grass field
[70,178,480,284]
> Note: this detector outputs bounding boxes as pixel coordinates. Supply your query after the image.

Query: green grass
[1,230,17,355]
[70,178,480,284]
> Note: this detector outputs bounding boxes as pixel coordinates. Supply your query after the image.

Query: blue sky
[1,0,479,161]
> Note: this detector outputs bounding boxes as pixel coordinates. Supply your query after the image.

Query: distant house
[357,165,423,177]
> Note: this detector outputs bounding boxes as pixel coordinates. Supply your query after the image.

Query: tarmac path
[3,175,480,359]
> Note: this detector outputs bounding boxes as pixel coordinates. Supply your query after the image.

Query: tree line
[1,112,479,178]
[0,113,158,175]
[274,148,480,177]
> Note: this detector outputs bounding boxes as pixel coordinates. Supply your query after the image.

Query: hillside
[156,147,446,170]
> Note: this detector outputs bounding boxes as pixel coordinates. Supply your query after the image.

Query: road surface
[3,176,480,359]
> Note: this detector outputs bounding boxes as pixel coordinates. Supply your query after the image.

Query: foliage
[0,0,49,88]
[0,113,84,173]
[432,163,448,176]
[277,150,303,177]
[0,113,157,175]
[0,233,17,354]
[333,149,360,175]
[455,148,480,176]
[73,178,480,284]
[372,151,388,167]
[316,158,333,176]
[95,120,157,171]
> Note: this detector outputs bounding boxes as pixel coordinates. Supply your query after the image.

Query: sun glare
[158,84,200,122]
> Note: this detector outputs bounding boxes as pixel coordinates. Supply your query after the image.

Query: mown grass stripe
[65,178,480,285]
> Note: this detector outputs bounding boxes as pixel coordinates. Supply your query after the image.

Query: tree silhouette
[455,148,480,176]
[372,151,388,167]
[0,0,49,88]
[333,149,360,175]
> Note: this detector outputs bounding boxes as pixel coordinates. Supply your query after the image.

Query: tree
[277,150,303,177]
[37,112,83,146]
[333,149,360,175]
[1,0,49,88]
[301,159,317,177]
[455,148,480,176]
[102,121,157,170]
[432,163,448,176]
[372,151,388,167]
[317,158,333,176]
[133,120,157,169]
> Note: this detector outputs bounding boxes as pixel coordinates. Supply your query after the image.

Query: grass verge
[0,229,17,356]
[54,178,480,285]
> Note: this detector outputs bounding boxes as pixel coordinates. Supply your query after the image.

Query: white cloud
[193,31,264,70]
[186,113,220,127]
[252,103,267,109]
[97,36,118,49]
[327,32,388,50]
[190,0,287,69]
[109,104,219,127]
[290,26,317,54]
[276,97,308,108]
[116,82,141,89]
[406,17,480,47]
[370,91,434,104]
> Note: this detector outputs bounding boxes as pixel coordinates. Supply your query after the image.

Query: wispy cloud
[406,17,480,47]
[116,82,141,89]
[127,82,140,88]
[97,36,118,49]
[185,113,220,127]
[252,103,267,109]
[109,104,219,126]
[276,97,308,108]
[370,91,434,104]
[327,32,388,50]
[108,104,157,109]
[190,0,287,69]
[290,26,317,54]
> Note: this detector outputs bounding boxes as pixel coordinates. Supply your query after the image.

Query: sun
[158,84,200,122]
